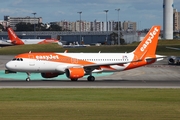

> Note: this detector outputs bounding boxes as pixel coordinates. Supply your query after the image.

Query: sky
[0,0,180,30]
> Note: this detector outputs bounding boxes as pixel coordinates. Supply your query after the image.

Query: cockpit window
[12,58,23,61]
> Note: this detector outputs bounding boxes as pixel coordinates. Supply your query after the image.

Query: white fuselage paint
[7,39,62,45]
[6,53,135,73]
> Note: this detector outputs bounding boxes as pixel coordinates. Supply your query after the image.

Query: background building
[50,20,125,32]
[173,8,180,31]
[4,16,42,30]
[122,21,137,31]
[0,14,138,32]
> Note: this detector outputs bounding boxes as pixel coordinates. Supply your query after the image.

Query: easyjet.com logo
[140,27,159,52]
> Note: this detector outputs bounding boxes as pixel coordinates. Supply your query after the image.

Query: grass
[0,40,180,56]
[0,88,180,120]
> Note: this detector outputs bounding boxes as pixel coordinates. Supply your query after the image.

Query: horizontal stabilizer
[145,55,167,62]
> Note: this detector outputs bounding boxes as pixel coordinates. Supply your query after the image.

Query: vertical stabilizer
[125,25,161,70]
[7,27,24,45]
[133,25,161,59]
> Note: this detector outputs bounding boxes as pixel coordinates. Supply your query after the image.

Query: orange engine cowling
[41,73,59,78]
[65,67,85,79]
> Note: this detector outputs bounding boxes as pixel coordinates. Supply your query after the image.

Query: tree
[0,24,5,31]
[114,22,121,31]
[110,31,125,45]
[15,22,62,31]
[15,22,34,31]
[47,24,62,31]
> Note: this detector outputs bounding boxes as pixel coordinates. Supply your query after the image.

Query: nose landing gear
[26,72,31,81]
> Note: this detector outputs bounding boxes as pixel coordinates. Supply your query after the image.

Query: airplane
[166,47,180,65]
[7,27,63,45]
[5,25,165,81]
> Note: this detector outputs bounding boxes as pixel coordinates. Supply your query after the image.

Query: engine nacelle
[168,56,180,65]
[41,73,59,78]
[65,67,85,79]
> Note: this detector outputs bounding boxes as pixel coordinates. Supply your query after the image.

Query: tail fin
[7,27,24,45]
[125,26,161,70]
[133,25,161,59]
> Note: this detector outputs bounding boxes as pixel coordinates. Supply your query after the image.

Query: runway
[0,55,180,88]
[0,79,180,88]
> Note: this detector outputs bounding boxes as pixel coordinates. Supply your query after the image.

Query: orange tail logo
[125,25,161,70]
[133,25,161,59]
[7,27,24,45]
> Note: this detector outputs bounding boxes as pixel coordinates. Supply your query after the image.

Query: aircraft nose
[5,61,14,70]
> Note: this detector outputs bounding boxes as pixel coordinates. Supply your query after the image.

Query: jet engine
[41,72,60,78]
[168,56,180,65]
[65,67,85,80]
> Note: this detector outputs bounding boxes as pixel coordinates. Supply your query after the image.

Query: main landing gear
[87,75,95,81]
[70,75,95,81]
[87,72,95,81]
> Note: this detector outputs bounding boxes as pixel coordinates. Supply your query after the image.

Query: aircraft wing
[56,59,142,73]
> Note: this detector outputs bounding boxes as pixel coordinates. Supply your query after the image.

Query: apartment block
[1,16,137,32]
[122,21,137,31]
[173,9,180,31]
[4,16,42,30]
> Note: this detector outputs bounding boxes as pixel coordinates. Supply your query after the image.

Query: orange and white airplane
[5,25,165,81]
[7,27,62,45]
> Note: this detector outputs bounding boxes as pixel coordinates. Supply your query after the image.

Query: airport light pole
[104,10,109,43]
[32,12,36,38]
[115,8,120,45]
[77,11,82,45]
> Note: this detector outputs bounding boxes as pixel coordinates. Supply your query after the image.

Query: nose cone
[5,61,14,71]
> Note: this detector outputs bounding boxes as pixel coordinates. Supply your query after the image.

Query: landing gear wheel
[87,76,95,81]
[71,78,78,81]
[26,77,30,82]
[26,72,31,82]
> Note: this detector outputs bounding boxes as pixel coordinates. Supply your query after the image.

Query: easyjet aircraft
[5,25,165,81]
[7,27,62,45]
